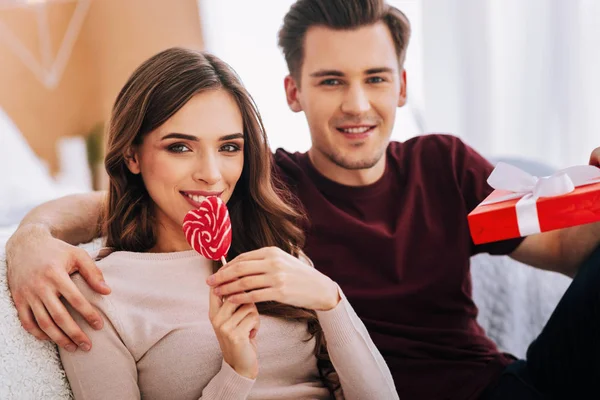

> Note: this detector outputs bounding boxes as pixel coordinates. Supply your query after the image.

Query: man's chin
[327,152,383,170]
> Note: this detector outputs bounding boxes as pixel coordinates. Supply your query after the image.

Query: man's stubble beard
[320,141,386,171]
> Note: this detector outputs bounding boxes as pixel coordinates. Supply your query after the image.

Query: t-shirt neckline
[299,151,394,200]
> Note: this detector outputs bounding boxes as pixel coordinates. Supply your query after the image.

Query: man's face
[286,22,407,171]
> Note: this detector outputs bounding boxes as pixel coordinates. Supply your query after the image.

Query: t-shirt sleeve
[449,136,524,256]
[59,274,140,400]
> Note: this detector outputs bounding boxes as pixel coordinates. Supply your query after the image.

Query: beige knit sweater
[59,250,398,399]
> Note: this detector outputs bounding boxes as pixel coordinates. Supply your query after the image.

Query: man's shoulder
[390,133,468,157]
[274,148,305,167]
[273,148,309,184]
[388,134,472,172]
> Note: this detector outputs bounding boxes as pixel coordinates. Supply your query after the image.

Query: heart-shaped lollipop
[183,196,232,263]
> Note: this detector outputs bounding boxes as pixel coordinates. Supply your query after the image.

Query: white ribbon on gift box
[481,162,600,236]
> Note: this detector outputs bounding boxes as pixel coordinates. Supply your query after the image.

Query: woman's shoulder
[72,248,212,302]
[89,247,204,273]
[68,249,176,324]
[69,248,137,303]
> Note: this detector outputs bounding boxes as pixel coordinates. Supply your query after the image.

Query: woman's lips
[181,191,223,207]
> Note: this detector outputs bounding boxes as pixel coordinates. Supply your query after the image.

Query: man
[6,0,600,398]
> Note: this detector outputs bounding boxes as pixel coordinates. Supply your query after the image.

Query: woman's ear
[124,147,141,174]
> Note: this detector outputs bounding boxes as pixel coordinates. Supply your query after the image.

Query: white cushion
[0,229,104,399]
[0,227,71,399]
[0,108,82,225]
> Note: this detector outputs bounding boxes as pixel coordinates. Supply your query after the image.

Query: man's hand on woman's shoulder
[6,223,111,352]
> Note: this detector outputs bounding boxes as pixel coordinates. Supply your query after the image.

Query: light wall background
[200,0,424,155]
[2,0,599,178]
[201,0,600,169]
[0,0,203,173]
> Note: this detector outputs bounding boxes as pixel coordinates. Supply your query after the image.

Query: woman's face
[126,89,244,251]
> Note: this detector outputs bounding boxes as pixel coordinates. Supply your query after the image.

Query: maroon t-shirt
[274,134,524,400]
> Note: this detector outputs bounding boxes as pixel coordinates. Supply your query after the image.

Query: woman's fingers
[221,303,257,331]
[214,275,272,296]
[236,311,261,338]
[208,287,222,320]
[210,293,245,327]
[228,288,281,305]
[207,260,267,286]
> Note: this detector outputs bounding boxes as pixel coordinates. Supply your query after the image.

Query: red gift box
[468,163,600,245]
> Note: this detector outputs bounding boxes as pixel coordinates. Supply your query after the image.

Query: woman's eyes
[167,143,191,153]
[167,143,241,154]
[220,143,242,153]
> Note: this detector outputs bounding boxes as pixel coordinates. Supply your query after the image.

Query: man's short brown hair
[278,0,411,81]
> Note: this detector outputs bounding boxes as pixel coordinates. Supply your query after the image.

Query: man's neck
[308,148,387,187]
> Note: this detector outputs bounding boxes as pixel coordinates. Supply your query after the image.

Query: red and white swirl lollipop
[183,196,232,264]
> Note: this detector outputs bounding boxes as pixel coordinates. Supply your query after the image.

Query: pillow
[0,228,101,399]
[0,108,66,225]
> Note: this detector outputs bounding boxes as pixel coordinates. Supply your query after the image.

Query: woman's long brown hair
[102,47,339,395]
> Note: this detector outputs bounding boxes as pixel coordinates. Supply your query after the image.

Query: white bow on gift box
[481,162,600,236]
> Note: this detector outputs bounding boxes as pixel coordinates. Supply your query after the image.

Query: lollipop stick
[220,256,229,304]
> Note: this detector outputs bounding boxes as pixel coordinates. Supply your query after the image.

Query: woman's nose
[192,154,222,185]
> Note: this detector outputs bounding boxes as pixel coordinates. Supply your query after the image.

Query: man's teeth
[340,126,371,134]
[186,193,205,203]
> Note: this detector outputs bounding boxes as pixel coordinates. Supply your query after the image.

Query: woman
[58,47,397,399]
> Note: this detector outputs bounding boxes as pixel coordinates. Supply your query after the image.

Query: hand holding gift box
[468,162,600,245]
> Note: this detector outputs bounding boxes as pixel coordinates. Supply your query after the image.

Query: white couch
[471,156,572,357]
[0,228,572,399]
[0,110,572,397]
